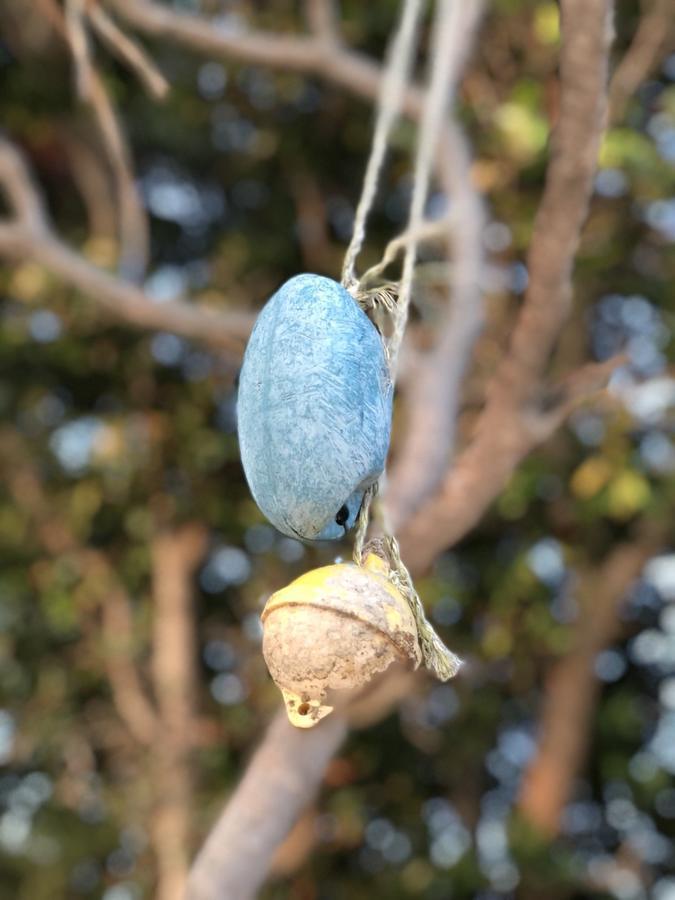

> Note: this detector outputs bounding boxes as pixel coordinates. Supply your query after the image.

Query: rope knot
[353,490,461,683]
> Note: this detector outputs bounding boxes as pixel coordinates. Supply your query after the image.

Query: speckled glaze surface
[237,273,393,540]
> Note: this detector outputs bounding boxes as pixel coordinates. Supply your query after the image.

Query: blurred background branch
[0,137,253,353]
[518,524,668,836]
[399,0,614,572]
[40,0,150,280]
[151,524,208,900]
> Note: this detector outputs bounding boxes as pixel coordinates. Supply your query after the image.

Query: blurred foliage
[1,1,675,899]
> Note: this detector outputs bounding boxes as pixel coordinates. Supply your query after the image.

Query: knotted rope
[353,485,461,681]
[342,0,470,681]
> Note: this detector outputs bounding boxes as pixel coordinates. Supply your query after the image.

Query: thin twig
[608,0,673,124]
[64,0,94,99]
[41,0,150,280]
[88,3,170,100]
[59,130,118,244]
[101,583,160,746]
[360,212,460,285]
[0,138,48,231]
[85,69,150,281]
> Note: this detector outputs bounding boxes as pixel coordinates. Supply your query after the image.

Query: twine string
[340,0,424,295]
[342,0,468,680]
[364,536,462,681]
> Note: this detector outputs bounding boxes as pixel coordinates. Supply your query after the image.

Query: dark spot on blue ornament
[335,504,350,528]
[237,274,393,541]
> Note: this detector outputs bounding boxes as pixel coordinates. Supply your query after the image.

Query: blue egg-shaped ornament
[237,274,393,541]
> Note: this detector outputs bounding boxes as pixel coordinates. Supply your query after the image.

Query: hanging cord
[353,482,378,565]
[388,0,468,375]
[367,535,461,680]
[340,0,424,296]
[347,0,474,681]
[353,486,461,681]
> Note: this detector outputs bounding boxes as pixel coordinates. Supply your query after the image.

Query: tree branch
[88,2,170,100]
[101,582,159,747]
[187,712,348,900]
[84,68,150,281]
[518,527,665,835]
[151,523,208,900]
[387,122,485,526]
[303,0,340,47]
[107,0,325,73]
[398,0,614,572]
[0,139,253,353]
[0,138,48,231]
[608,0,673,124]
[41,0,150,280]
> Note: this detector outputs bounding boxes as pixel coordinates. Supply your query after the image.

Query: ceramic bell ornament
[261,553,422,728]
[237,274,393,540]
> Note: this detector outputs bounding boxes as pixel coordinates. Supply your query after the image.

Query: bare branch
[187,712,348,900]
[108,0,323,72]
[518,528,665,835]
[360,215,453,284]
[59,131,118,243]
[609,0,673,123]
[387,122,485,527]
[399,0,614,572]
[0,138,48,231]
[504,0,613,400]
[152,523,208,900]
[0,137,252,352]
[101,583,160,747]
[304,0,339,46]
[0,219,252,352]
[398,351,622,573]
[85,69,150,281]
[64,0,94,99]
[39,0,150,279]
[88,3,170,100]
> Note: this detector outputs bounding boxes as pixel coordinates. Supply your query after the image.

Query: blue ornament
[237,274,393,540]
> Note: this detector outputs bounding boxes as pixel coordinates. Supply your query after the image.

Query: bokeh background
[1,1,675,898]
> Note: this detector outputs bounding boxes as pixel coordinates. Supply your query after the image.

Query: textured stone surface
[237,274,393,540]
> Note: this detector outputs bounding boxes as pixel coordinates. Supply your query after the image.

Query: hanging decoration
[261,552,421,728]
[237,274,392,541]
[239,0,468,725]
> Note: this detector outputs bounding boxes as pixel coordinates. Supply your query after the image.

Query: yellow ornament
[261,553,422,728]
